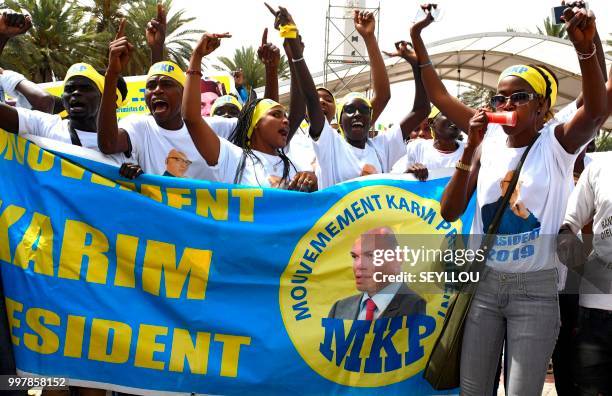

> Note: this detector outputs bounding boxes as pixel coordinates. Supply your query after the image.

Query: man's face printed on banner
[350,228,401,296]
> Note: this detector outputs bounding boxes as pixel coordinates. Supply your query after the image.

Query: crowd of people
[0,1,611,395]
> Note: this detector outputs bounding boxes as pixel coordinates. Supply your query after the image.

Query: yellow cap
[64,63,127,107]
[147,61,186,87]
[211,95,243,116]
[336,92,372,135]
[247,99,286,141]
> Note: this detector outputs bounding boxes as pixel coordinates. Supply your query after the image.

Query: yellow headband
[147,61,186,87]
[498,64,547,99]
[534,66,557,109]
[247,99,285,140]
[336,92,372,135]
[64,63,127,108]
[211,95,243,116]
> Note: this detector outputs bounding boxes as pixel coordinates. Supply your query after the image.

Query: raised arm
[284,38,305,139]
[555,7,607,153]
[440,109,485,222]
[266,4,325,138]
[409,6,475,133]
[13,77,55,113]
[182,32,231,166]
[258,28,279,102]
[146,3,166,65]
[0,12,31,56]
[98,19,133,154]
[383,41,430,140]
[354,10,389,123]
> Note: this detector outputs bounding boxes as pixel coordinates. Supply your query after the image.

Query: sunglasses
[168,156,192,166]
[490,92,538,109]
[343,103,371,116]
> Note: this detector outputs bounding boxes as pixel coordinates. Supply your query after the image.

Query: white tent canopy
[265,32,611,128]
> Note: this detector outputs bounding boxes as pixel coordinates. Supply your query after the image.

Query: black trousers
[574,306,612,396]
[552,293,580,396]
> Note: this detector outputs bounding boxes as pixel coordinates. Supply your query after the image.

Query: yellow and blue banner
[0,131,475,395]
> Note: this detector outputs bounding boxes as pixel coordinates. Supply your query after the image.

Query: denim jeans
[460,268,560,396]
[574,306,612,395]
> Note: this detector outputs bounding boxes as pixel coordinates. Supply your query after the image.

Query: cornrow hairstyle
[228,91,297,187]
[529,64,559,121]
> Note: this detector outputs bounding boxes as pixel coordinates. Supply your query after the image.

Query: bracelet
[280,24,298,39]
[186,69,203,77]
[576,44,596,60]
[418,61,433,69]
[455,160,471,172]
[291,56,304,63]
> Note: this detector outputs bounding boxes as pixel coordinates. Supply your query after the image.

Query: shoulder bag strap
[472,133,541,272]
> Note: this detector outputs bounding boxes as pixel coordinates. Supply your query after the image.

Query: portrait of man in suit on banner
[328,226,426,320]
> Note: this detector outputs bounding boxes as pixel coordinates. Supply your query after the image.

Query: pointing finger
[262,27,268,46]
[115,18,126,40]
[264,2,277,16]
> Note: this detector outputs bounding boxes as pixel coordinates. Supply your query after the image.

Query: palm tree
[217,46,290,90]
[596,129,612,152]
[121,0,204,75]
[458,86,495,109]
[537,16,567,39]
[81,0,126,34]
[0,0,108,82]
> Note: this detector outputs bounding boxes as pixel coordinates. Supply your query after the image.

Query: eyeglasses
[168,156,192,166]
[343,104,371,116]
[490,92,538,109]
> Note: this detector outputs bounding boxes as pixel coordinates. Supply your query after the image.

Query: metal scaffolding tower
[323,0,380,97]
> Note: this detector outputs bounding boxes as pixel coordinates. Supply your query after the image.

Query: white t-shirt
[120,114,237,180]
[210,137,304,188]
[390,139,465,174]
[472,122,582,273]
[548,100,578,126]
[313,122,405,189]
[16,108,128,165]
[564,155,612,310]
[0,70,30,109]
[286,127,317,172]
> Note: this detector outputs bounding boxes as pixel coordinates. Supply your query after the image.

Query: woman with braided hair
[181,31,316,191]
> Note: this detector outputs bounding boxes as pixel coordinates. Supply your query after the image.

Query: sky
[172,0,611,125]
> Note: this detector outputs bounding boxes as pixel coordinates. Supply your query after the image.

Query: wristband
[291,56,304,63]
[576,44,596,61]
[418,61,433,68]
[186,69,203,77]
[280,24,298,39]
[455,160,471,172]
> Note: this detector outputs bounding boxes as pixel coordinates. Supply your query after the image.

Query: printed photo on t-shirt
[481,170,542,235]
[163,149,193,178]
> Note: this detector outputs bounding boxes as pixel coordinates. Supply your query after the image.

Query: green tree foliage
[0,0,202,81]
[458,85,495,109]
[537,16,567,39]
[218,46,290,90]
[596,129,612,152]
[0,0,107,82]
